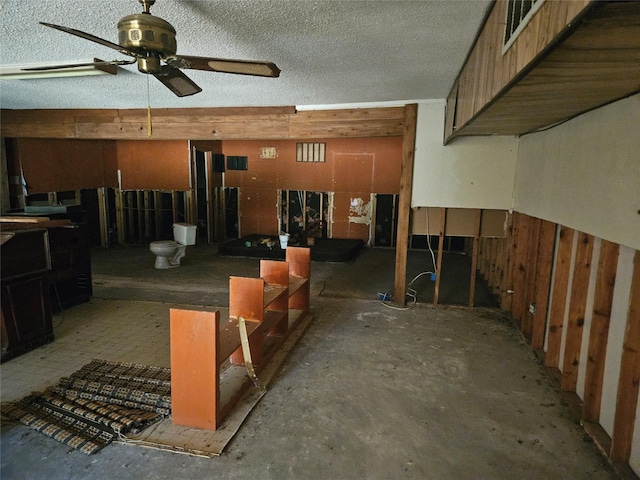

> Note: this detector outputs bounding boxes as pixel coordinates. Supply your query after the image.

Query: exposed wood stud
[501,214,515,311]
[154,191,162,240]
[545,226,575,369]
[522,217,542,339]
[115,188,124,246]
[583,240,619,422]
[434,208,446,306]
[561,232,594,392]
[610,250,640,463]
[469,209,482,307]
[97,187,109,248]
[531,220,557,350]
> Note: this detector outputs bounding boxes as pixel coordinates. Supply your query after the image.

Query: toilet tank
[173,223,197,245]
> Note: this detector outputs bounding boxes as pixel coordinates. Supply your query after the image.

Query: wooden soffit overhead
[446,1,640,143]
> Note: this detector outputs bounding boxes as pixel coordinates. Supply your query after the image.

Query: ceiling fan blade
[166,55,280,78]
[40,22,140,58]
[152,66,202,97]
[21,58,135,72]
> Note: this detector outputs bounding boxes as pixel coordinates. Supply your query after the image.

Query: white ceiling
[0,0,491,110]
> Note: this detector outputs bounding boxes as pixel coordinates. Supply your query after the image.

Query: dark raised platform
[219,235,364,262]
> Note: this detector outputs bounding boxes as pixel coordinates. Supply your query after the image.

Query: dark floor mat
[218,235,364,262]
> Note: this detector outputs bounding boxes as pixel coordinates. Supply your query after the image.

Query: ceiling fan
[27,0,281,97]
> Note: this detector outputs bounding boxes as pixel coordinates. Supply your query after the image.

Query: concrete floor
[0,244,617,479]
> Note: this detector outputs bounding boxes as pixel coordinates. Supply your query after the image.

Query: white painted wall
[412,101,518,209]
[513,94,640,250]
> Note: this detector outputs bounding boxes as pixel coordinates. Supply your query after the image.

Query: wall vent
[503,0,545,53]
[296,142,326,163]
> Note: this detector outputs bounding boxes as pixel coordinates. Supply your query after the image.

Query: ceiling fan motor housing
[117,13,177,58]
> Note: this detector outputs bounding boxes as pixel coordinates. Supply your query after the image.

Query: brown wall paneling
[17,138,117,194]
[583,240,620,423]
[561,232,595,392]
[116,140,190,191]
[610,250,640,463]
[221,137,401,195]
[222,137,401,242]
[545,226,576,369]
[333,153,374,193]
[371,137,403,194]
[238,188,278,237]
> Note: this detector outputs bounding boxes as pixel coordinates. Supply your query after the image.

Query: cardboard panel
[444,208,477,236]
[411,207,443,235]
[412,207,508,238]
[481,209,508,237]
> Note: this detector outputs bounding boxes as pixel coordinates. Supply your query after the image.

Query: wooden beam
[583,240,619,422]
[610,250,640,463]
[561,232,594,392]
[545,226,575,369]
[1,106,405,140]
[393,104,417,306]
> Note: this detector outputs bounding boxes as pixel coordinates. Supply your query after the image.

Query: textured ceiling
[0,0,491,110]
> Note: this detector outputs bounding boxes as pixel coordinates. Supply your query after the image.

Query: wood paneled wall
[12,138,117,194]
[479,212,640,476]
[222,137,403,240]
[448,0,590,138]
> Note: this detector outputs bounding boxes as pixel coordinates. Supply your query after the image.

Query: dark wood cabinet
[1,228,53,362]
[48,225,92,310]
[0,223,92,361]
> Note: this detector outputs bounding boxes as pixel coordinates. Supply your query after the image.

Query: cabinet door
[1,276,53,358]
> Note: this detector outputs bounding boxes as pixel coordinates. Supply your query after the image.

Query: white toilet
[149,223,197,269]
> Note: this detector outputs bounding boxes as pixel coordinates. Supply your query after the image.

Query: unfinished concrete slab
[0,246,617,479]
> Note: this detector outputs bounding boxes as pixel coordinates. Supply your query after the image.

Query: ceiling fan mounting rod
[139,0,155,14]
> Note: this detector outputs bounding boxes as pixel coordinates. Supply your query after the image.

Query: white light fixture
[0,59,117,80]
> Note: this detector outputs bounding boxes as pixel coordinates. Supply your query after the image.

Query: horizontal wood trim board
[0,107,405,140]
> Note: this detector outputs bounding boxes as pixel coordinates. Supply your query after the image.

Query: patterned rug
[2,359,171,454]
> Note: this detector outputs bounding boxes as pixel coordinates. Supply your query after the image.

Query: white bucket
[279,234,290,249]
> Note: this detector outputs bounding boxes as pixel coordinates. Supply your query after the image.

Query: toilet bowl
[149,223,196,269]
